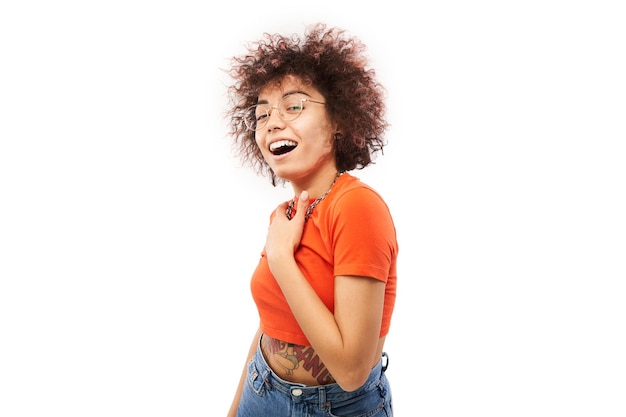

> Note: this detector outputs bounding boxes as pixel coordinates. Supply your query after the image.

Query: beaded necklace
[285,171,344,221]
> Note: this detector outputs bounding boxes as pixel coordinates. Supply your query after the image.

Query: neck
[291,167,342,199]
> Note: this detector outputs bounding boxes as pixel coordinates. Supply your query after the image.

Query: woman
[224,23,398,417]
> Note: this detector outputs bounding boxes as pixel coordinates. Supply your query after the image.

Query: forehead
[258,75,319,98]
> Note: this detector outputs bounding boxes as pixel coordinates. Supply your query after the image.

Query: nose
[265,105,285,131]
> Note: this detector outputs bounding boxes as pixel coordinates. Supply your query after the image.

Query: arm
[226,326,262,417]
[264,191,386,392]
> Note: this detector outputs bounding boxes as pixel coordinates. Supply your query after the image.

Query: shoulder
[322,173,395,227]
[324,174,398,263]
[330,174,390,212]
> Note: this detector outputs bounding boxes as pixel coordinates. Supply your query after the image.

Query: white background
[1,1,625,416]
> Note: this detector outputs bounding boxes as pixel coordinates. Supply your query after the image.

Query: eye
[284,103,302,113]
[253,105,269,122]
[282,96,303,114]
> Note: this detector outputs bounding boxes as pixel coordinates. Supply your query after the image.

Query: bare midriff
[260,333,386,386]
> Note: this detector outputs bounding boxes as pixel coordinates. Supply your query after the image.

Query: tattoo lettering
[294,346,335,384]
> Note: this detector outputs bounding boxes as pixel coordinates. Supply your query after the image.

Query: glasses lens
[280,95,304,122]
[243,95,305,131]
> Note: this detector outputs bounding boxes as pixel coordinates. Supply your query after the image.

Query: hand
[265,190,309,267]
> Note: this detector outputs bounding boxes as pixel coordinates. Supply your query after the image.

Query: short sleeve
[330,187,397,282]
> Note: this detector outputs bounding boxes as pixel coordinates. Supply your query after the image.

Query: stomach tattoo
[262,335,335,385]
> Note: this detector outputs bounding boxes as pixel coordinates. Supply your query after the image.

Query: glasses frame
[243,94,326,131]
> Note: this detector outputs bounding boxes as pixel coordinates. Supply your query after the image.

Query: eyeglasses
[243,93,326,131]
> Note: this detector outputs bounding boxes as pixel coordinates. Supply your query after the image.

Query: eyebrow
[256,90,312,105]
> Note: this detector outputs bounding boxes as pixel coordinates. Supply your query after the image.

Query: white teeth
[269,140,297,152]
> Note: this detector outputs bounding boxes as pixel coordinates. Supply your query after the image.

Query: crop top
[250,173,398,346]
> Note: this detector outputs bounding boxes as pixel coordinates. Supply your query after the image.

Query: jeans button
[292,388,303,396]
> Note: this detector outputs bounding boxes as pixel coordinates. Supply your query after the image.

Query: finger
[295,190,309,221]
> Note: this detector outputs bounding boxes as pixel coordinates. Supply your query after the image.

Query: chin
[271,167,296,181]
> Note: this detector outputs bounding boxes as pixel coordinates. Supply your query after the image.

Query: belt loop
[318,386,326,410]
[381,352,389,372]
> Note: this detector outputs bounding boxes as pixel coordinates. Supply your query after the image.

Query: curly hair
[224,23,389,185]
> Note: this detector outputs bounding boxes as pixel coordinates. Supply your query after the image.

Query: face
[254,75,337,186]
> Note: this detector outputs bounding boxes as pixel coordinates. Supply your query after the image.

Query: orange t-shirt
[250,173,398,346]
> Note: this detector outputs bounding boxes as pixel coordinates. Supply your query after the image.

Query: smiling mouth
[269,139,298,156]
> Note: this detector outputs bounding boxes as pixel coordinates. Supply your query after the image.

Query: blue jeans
[236,337,393,417]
